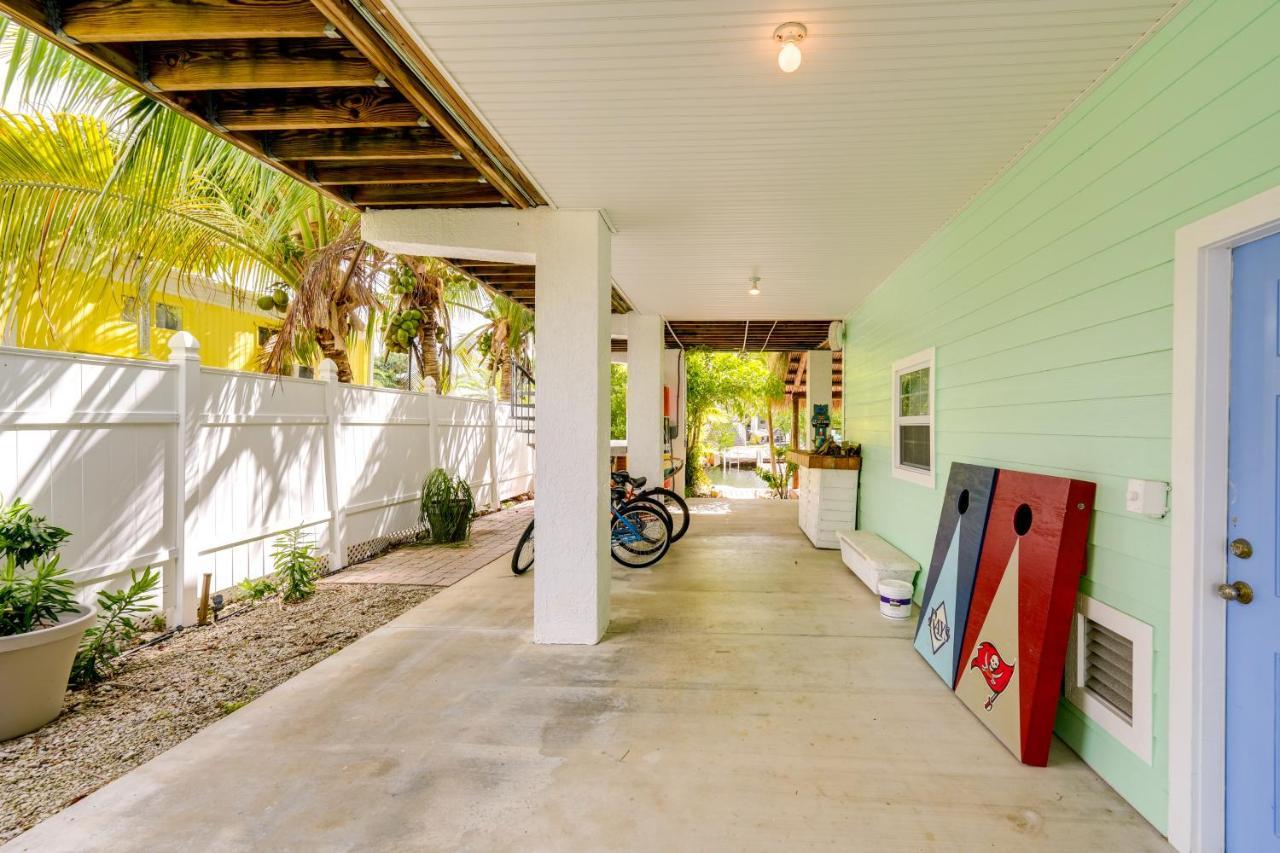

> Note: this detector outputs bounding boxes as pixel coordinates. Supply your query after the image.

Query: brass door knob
[1230,538,1253,559]
[1217,581,1254,604]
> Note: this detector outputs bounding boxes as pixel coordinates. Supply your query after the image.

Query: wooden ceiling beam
[62,0,332,42]
[350,184,506,206]
[262,128,459,161]
[307,0,534,208]
[305,162,484,185]
[184,88,422,131]
[143,39,381,91]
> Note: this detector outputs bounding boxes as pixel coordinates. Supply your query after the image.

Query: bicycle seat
[632,476,647,489]
[611,470,630,483]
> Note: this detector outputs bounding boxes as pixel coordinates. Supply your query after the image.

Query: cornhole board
[912,463,998,688]
[954,469,1095,766]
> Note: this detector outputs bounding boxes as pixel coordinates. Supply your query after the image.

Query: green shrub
[757,461,799,500]
[272,528,320,603]
[0,496,71,568]
[238,576,277,601]
[70,566,160,686]
[418,468,473,544]
[0,554,78,637]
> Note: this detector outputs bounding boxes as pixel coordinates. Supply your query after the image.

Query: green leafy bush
[272,528,320,603]
[757,461,799,500]
[0,555,78,637]
[70,566,160,686]
[0,496,71,568]
[419,468,473,544]
[238,576,277,601]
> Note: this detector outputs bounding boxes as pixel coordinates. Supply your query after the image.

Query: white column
[167,332,202,627]
[805,350,833,448]
[318,359,346,576]
[534,210,611,645]
[662,348,687,494]
[625,313,664,488]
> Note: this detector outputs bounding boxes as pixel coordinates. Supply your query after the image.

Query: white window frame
[1064,594,1154,765]
[890,347,935,488]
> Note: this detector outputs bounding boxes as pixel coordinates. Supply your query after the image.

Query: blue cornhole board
[913,463,998,688]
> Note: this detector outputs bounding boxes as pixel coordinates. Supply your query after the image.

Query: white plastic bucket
[878,579,914,620]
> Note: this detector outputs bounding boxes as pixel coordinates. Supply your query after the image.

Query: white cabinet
[791,452,860,549]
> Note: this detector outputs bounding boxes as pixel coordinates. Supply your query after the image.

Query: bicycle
[511,486,672,574]
[610,469,690,543]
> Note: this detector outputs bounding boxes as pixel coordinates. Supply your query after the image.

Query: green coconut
[256,295,276,312]
[272,289,289,308]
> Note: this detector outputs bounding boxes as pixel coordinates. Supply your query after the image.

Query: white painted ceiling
[388,0,1181,320]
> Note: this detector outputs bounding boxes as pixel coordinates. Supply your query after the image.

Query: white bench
[837,530,919,596]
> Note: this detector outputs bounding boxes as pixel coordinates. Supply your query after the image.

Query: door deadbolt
[1217,580,1254,604]
[1230,538,1253,559]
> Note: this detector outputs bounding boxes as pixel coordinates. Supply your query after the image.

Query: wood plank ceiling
[663,320,833,352]
[1,0,545,211]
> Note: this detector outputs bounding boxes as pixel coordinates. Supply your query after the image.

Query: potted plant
[0,498,93,741]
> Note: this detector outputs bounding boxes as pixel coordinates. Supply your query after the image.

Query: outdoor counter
[787,451,860,549]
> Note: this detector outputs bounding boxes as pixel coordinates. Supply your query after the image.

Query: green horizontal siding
[842,0,1280,832]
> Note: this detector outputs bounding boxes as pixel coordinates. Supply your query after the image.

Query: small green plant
[69,566,159,686]
[757,461,799,500]
[0,554,79,637]
[0,496,72,568]
[238,576,277,601]
[419,468,474,544]
[272,528,320,603]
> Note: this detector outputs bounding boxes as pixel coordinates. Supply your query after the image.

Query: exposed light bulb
[749,277,761,296]
[773,22,807,74]
[777,41,802,73]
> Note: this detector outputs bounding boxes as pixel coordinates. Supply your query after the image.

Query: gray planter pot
[0,604,94,741]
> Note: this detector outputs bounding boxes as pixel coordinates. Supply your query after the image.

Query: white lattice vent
[1065,595,1153,764]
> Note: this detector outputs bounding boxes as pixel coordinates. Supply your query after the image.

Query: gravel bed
[0,583,436,843]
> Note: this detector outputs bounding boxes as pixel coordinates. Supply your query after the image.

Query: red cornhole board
[953,469,1095,766]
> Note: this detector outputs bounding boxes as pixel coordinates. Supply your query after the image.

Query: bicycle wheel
[641,486,689,543]
[511,519,535,574]
[610,504,670,568]
[621,495,672,534]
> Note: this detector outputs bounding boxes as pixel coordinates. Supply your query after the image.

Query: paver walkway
[6,498,1169,852]
[321,501,533,588]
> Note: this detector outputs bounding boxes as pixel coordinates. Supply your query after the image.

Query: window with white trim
[891,348,935,487]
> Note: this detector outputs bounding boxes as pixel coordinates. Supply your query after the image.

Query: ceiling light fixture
[774,22,807,74]
[749,276,761,296]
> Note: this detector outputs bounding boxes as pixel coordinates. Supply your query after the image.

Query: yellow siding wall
[13,280,370,384]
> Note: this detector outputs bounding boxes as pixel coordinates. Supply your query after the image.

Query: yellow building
[6,278,371,384]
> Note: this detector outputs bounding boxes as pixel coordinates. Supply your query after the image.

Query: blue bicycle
[511,487,671,574]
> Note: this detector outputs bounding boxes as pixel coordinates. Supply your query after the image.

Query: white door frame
[1169,184,1280,853]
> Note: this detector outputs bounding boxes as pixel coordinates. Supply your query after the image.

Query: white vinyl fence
[0,334,534,623]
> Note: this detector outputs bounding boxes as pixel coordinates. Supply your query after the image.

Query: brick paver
[321,501,534,587]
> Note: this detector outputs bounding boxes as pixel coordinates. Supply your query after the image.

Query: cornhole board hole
[912,463,998,688]
[953,469,1095,766]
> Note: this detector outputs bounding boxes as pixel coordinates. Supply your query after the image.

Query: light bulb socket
[773,22,808,45]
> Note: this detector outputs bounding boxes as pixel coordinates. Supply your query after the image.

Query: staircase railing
[510,361,535,444]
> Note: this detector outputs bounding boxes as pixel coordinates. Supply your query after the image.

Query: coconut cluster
[255,287,289,313]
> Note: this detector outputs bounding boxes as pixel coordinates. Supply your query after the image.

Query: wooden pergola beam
[145,39,380,91]
[351,184,506,206]
[189,88,422,130]
[307,162,484,185]
[307,0,535,208]
[62,0,332,42]
[262,128,458,161]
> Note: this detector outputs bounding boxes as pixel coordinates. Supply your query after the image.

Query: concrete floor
[6,499,1169,852]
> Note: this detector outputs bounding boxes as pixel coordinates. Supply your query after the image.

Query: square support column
[805,350,833,448]
[625,313,665,488]
[534,211,612,644]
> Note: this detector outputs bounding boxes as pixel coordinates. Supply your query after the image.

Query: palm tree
[457,293,534,400]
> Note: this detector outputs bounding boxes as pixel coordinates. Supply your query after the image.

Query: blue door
[1226,231,1280,849]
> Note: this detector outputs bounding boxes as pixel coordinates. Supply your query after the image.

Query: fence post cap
[167,332,201,362]
[317,358,340,382]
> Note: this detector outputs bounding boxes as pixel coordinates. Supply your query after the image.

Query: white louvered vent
[1084,619,1135,724]
[1065,596,1153,764]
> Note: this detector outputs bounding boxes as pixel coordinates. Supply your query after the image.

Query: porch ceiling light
[774,22,807,73]
[749,276,761,296]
